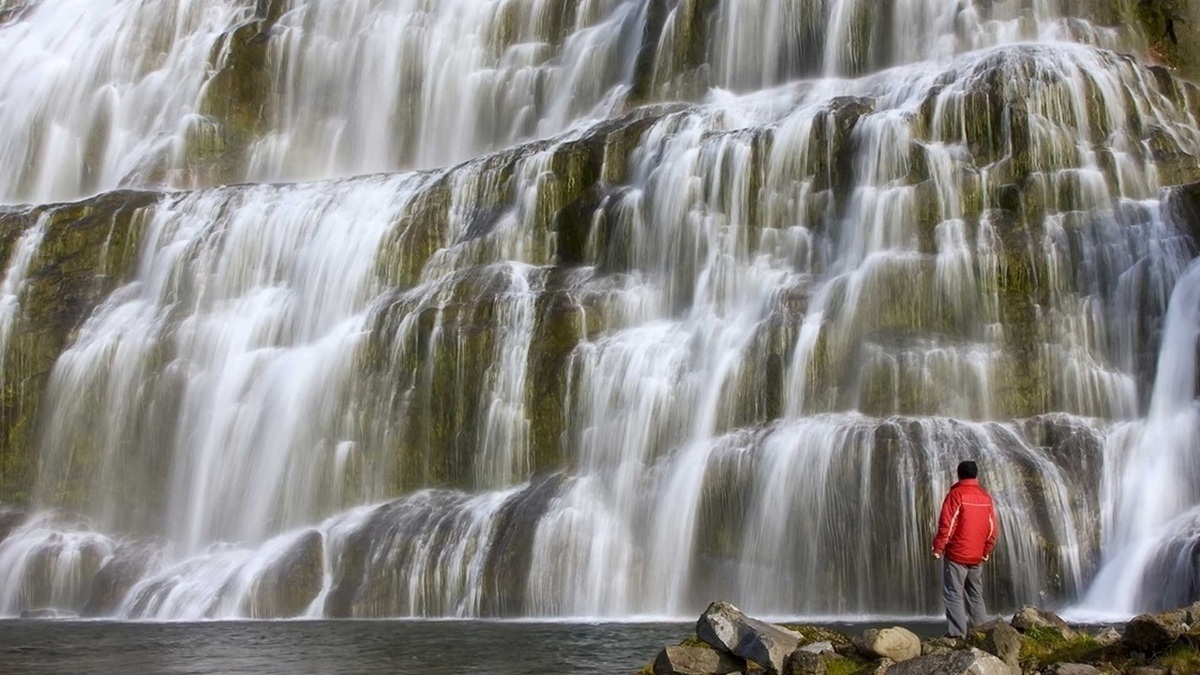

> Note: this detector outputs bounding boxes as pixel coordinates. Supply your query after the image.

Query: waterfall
[1,0,1200,620]
[0,0,249,203]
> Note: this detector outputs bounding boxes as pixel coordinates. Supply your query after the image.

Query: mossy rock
[1,190,159,508]
[1019,626,1107,669]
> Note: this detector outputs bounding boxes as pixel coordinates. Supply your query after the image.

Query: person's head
[957,460,978,481]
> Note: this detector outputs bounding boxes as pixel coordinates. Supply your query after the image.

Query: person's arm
[931,489,961,557]
[982,502,998,562]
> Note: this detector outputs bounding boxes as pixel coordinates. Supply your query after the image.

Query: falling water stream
[0,0,1199,621]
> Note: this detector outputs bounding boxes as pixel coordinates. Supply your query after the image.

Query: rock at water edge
[653,645,744,675]
[853,626,922,662]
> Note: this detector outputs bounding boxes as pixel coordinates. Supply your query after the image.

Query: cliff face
[1,0,1200,619]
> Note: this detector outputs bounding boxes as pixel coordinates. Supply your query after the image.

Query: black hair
[957,460,978,480]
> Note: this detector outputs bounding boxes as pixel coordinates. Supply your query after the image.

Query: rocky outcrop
[0,190,159,508]
[186,1,285,186]
[1132,0,1200,82]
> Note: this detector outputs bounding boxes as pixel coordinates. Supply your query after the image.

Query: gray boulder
[977,621,1021,671]
[783,651,825,675]
[887,648,1011,675]
[1091,626,1121,646]
[696,601,749,653]
[1122,610,1186,652]
[853,626,921,663]
[798,641,835,655]
[696,601,803,674]
[1011,605,1073,638]
[1049,664,1101,675]
[653,645,745,675]
[864,658,895,675]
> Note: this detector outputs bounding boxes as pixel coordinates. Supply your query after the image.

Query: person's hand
[932,550,942,559]
[982,555,989,563]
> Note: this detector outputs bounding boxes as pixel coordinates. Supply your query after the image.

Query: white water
[0,0,248,203]
[0,0,1199,620]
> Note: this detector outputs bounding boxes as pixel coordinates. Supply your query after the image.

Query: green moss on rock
[0,190,159,508]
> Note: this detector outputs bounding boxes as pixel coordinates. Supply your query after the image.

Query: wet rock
[245,529,324,619]
[653,645,744,675]
[82,541,163,617]
[0,508,26,543]
[1011,605,1073,638]
[976,620,1021,671]
[1123,610,1187,652]
[1143,125,1200,186]
[0,191,159,510]
[1049,664,1101,675]
[1133,0,1200,83]
[696,602,803,674]
[1164,181,1200,252]
[886,647,1011,675]
[853,626,921,663]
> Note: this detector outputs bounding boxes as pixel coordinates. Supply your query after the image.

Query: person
[931,460,998,638]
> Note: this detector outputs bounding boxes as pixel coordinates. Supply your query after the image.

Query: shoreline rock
[641,602,1200,675]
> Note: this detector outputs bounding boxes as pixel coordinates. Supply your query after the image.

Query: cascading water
[1,0,1200,621]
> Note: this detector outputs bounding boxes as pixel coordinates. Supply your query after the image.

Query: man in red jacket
[931,460,998,638]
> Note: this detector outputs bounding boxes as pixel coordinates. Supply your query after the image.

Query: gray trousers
[942,559,987,637]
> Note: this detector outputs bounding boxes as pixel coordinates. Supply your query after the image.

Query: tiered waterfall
[1,0,1200,620]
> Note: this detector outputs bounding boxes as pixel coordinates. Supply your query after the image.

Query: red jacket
[932,479,997,566]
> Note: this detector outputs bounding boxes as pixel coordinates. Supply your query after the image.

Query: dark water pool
[0,618,946,674]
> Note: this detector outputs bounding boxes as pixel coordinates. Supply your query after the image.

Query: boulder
[696,601,803,674]
[976,621,1022,671]
[1092,626,1121,646]
[1049,664,1101,675]
[783,651,825,675]
[797,641,835,655]
[853,626,922,663]
[1122,610,1187,652]
[864,658,895,675]
[1011,605,1073,638]
[886,648,1011,675]
[82,541,162,617]
[653,645,744,675]
[245,529,324,618]
[1128,667,1169,675]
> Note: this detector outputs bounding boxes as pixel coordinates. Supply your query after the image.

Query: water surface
[0,619,946,674]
